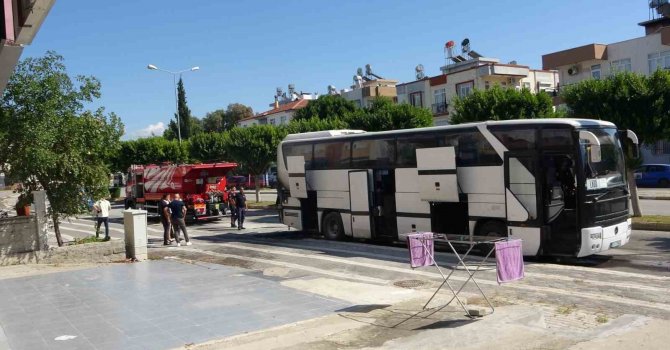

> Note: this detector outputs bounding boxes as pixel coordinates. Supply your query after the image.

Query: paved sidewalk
[0,260,349,350]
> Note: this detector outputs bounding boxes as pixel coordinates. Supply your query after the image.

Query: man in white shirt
[94,197,112,241]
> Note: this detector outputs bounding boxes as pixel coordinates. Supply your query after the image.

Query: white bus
[276,119,639,257]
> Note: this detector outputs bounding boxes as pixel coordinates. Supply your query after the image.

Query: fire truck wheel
[322,212,344,240]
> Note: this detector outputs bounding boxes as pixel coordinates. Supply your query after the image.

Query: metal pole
[173,73,181,144]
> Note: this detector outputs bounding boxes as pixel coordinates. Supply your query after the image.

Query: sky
[22,0,650,139]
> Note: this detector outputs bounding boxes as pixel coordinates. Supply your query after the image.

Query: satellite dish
[276,87,283,97]
[461,38,471,54]
[357,67,364,77]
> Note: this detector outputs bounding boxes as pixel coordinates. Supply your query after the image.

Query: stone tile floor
[0,260,350,350]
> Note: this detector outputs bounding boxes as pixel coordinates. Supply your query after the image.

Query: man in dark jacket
[235,188,248,230]
[158,194,172,245]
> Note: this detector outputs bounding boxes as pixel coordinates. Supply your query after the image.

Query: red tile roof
[240,99,310,122]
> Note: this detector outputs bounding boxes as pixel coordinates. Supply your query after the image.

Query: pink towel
[407,232,434,268]
[495,239,524,284]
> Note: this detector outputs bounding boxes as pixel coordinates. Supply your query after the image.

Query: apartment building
[542,0,670,163]
[238,85,314,127]
[329,64,398,107]
[397,54,558,126]
[1,0,55,91]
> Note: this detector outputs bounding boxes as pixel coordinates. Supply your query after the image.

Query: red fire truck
[125,162,237,221]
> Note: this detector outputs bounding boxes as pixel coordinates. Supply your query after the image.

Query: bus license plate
[610,240,621,248]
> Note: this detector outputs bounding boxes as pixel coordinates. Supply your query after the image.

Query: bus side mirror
[626,130,639,159]
[579,130,601,163]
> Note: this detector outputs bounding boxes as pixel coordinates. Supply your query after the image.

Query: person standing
[168,194,191,246]
[93,197,112,241]
[235,188,248,230]
[228,186,238,228]
[158,194,172,245]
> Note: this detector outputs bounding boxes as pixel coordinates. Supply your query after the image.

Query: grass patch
[632,215,670,225]
[73,236,108,245]
[557,305,576,315]
[596,314,609,323]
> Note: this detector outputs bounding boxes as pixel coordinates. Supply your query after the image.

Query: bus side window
[396,135,438,167]
[313,141,351,170]
[441,132,501,167]
[283,144,314,169]
[352,138,395,168]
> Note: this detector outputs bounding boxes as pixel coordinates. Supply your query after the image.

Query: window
[397,134,438,167]
[522,82,531,90]
[269,118,276,125]
[652,140,670,155]
[611,58,632,73]
[280,115,287,124]
[648,51,670,73]
[313,141,351,169]
[541,128,574,148]
[351,138,395,168]
[282,143,313,169]
[409,92,423,108]
[591,64,601,80]
[433,88,446,105]
[439,131,502,167]
[492,129,536,151]
[456,81,474,98]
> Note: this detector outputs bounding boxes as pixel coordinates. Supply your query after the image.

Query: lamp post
[147,64,200,144]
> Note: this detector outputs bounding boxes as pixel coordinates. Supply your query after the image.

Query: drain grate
[393,279,427,289]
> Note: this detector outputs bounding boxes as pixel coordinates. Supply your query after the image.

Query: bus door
[287,156,307,199]
[349,170,372,239]
[504,152,541,256]
[372,169,397,241]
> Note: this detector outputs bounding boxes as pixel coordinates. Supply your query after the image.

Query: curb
[639,196,670,200]
[632,222,670,231]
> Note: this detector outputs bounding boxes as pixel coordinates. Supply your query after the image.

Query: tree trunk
[627,168,642,217]
[255,174,261,203]
[52,212,64,247]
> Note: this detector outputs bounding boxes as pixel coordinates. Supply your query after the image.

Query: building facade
[340,78,398,107]
[542,5,670,163]
[397,57,558,126]
[238,87,313,127]
[1,0,55,91]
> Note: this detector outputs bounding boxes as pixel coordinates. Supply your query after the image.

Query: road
[53,205,670,329]
[640,199,670,215]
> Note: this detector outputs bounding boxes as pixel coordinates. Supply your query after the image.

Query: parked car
[634,164,670,187]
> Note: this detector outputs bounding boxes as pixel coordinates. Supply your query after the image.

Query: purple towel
[495,239,524,284]
[407,232,434,268]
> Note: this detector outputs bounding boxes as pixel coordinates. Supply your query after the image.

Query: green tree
[283,116,349,134]
[344,97,433,131]
[202,103,254,132]
[165,77,194,140]
[562,70,670,216]
[293,95,358,121]
[224,125,285,202]
[0,51,124,246]
[451,86,556,124]
[113,137,189,172]
[189,132,227,163]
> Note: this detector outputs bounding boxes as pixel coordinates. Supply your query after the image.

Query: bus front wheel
[322,212,344,240]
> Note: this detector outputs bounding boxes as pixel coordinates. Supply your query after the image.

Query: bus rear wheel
[322,212,344,240]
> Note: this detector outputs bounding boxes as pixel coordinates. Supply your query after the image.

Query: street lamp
[147,64,200,144]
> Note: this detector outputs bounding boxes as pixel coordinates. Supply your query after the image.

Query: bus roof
[281,118,616,144]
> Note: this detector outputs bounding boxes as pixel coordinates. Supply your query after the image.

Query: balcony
[431,102,449,115]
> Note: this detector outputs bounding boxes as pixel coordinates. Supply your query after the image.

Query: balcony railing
[431,102,449,115]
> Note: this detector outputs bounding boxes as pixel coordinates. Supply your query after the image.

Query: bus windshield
[581,127,626,190]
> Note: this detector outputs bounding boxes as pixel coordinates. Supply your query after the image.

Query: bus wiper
[593,189,614,202]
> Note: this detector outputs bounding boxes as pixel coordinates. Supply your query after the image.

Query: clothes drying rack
[409,233,508,318]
